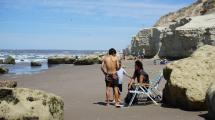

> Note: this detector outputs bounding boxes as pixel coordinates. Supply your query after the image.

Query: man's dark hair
[108,48,116,55]
[135,60,143,70]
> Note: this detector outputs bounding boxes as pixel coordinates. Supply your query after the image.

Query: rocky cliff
[130,28,161,58]
[126,0,215,59]
[159,14,215,59]
[154,0,215,27]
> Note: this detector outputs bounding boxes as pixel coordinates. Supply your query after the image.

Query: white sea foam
[1,49,106,74]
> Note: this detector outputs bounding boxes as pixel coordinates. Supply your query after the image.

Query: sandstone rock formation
[0,88,64,120]
[31,61,42,67]
[162,45,215,110]
[155,0,215,27]
[159,14,215,59]
[126,0,215,59]
[48,56,76,64]
[0,80,17,88]
[0,67,9,74]
[130,28,161,58]
[206,81,215,119]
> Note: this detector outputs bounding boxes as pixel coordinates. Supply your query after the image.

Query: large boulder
[0,80,17,88]
[0,67,9,74]
[0,88,64,120]
[162,45,215,110]
[206,81,215,119]
[4,56,15,64]
[159,14,215,59]
[48,56,75,64]
[31,61,42,67]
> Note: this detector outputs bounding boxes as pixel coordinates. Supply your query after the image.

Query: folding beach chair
[128,72,163,106]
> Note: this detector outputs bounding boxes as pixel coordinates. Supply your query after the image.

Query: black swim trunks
[105,73,119,87]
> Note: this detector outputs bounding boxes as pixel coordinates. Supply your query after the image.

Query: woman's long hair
[135,60,143,70]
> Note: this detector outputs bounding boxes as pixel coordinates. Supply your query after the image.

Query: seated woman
[128,60,149,90]
[124,60,149,105]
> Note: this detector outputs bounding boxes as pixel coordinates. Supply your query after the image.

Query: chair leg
[139,87,158,105]
[150,88,162,101]
[128,92,137,106]
[128,86,139,106]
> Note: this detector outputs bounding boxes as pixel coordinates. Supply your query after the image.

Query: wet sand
[0,59,207,120]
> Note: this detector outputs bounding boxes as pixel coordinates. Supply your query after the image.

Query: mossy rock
[74,58,95,65]
[64,57,76,64]
[0,67,9,74]
[48,56,75,64]
[48,57,65,64]
[4,56,15,64]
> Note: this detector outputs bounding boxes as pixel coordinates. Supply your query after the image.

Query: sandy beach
[0,59,207,120]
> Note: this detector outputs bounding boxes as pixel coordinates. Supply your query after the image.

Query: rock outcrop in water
[48,55,103,65]
[4,56,15,64]
[48,56,76,64]
[0,60,3,64]
[0,67,9,74]
[162,45,215,110]
[126,0,215,59]
[31,61,42,67]
[0,88,64,120]
[74,55,102,65]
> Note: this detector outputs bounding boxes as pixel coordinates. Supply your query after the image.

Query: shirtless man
[101,48,120,106]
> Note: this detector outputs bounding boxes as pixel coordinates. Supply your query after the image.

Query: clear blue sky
[0,0,195,50]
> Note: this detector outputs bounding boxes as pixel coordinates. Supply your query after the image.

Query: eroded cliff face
[154,0,215,27]
[159,14,215,59]
[130,28,161,58]
[126,0,215,59]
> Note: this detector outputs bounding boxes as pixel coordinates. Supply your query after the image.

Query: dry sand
[0,59,207,120]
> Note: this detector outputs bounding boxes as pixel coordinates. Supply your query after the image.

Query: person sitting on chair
[128,60,149,90]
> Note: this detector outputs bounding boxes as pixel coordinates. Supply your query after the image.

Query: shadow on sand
[93,100,154,107]
[93,102,107,106]
[198,113,211,120]
[161,103,210,120]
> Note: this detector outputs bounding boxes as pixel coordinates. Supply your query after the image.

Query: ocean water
[0,49,106,75]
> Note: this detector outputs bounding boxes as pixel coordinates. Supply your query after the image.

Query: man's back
[104,55,119,74]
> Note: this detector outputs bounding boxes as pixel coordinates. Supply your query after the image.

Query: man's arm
[101,59,107,75]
